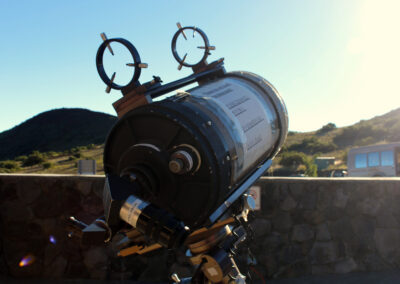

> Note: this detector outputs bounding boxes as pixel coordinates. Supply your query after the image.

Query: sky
[0,0,399,133]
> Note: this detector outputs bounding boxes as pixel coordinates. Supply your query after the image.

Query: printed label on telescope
[190,78,273,176]
[120,196,148,228]
[127,199,142,227]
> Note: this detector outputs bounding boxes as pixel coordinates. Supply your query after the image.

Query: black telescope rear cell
[103,71,288,228]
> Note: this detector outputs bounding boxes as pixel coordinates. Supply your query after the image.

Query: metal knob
[169,150,194,174]
[169,159,184,174]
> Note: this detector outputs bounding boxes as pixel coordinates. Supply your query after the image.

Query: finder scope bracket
[171,23,216,71]
[96,24,224,102]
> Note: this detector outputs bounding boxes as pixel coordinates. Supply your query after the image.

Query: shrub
[304,156,318,177]
[45,151,59,158]
[387,121,400,141]
[22,151,45,167]
[15,155,28,163]
[68,147,81,154]
[71,147,79,153]
[42,162,52,169]
[333,124,386,147]
[279,151,307,168]
[288,137,337,154]
[73,152,82,158]
[316,123,337,135]
[86,144,95,150]
[358,137,375,146]
[278,151,318,176]
[0,160,19,170]
[341,151,348,164]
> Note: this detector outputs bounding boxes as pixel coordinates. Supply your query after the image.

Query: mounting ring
[171,26,213,68]
[96,38,142,90]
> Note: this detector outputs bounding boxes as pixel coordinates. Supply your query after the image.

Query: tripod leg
[223,257,246,284]
[191,259,207,284]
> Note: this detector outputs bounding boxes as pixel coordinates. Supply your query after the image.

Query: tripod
[68,203,257,283]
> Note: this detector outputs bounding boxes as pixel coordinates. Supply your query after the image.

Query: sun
[347,0,400,115]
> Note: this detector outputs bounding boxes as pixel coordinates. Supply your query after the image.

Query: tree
[0,160,19,170]
[279,151,307,169]
[22,151,45,167]
[316,123,337,135]
[42,162,52,169]
[279,151,318,176]
[304,156,318,177]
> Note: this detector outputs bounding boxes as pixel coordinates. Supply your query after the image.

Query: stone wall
[0,174,106,280]
[1,174,400,281]
[251,177,400,279]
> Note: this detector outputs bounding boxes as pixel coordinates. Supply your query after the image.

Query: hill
[285,107,400,152]
[332,108,400,147]
[273,107,400,175]
[0,108,117,160]
[1,106,399,175]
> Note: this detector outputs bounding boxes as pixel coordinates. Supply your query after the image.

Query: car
[330,170,348,177]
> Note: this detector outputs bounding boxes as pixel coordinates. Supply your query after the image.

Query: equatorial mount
[172,23,216,71]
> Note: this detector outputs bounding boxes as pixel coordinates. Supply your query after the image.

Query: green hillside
[0,145,106,175]
[1,107,399,176]
[0,108,117,160]
[284,107,400,152]
[272,107,400,175]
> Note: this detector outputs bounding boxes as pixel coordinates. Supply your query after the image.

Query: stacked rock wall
[252,177,400,279]
[0,174,105,279]
[0,174,400,281]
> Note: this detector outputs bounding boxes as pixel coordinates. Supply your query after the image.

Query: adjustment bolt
[100,32,114,55]
[171,273,181,283]
[244,194,256,211]
[129,173,137,182]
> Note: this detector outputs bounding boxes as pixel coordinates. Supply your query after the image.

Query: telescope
[68,24,288,283]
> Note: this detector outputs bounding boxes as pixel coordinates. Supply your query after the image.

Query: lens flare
[49,235,56,244]
[19,254,35,267]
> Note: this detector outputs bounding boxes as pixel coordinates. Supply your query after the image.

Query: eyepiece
[120,194,189,248]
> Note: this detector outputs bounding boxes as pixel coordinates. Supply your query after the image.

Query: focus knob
[169,150,194,174]
[169,158,185,174]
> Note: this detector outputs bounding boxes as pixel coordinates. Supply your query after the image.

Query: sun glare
[347,0,400,115]
[19,254,35,267]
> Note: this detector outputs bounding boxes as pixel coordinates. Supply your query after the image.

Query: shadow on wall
[1,175,400,281]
